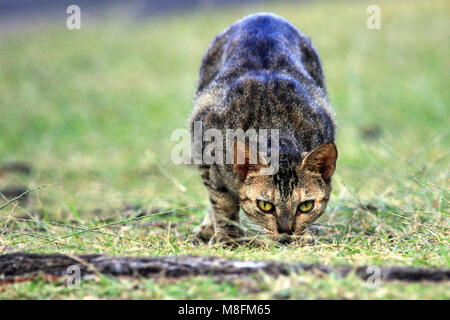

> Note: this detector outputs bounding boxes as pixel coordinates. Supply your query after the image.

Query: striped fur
[190,13,338,244]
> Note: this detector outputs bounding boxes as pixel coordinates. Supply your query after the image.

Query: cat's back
[220,13,303,72]
[197,13,325,92]
[191,13,334,155]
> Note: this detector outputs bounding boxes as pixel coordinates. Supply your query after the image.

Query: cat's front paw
[208,233,242,248]
[193,223,215,243]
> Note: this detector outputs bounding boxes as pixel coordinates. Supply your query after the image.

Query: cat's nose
[277,220,293,234]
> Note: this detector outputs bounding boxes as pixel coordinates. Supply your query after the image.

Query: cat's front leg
[197,165,243,245]
[208,188,244,246]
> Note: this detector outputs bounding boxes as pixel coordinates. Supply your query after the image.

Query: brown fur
[190,14,338,245]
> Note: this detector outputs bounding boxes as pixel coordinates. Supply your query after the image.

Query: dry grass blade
[29,206,193,249]
[0,184,57,212]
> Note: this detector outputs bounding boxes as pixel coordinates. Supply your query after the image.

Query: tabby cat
[190,13,338,245]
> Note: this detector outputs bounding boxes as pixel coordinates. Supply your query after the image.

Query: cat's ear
[300,142,338,181]
[232,141,268,181]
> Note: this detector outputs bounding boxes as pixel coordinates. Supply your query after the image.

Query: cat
[190,13,337,245]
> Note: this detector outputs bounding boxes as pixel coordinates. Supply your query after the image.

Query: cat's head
[233,141,337,242]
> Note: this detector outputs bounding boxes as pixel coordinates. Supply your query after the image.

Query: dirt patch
[0,162,33,207]
[0,162,32,176]
[0,186,29,204]
[0,253,448,285]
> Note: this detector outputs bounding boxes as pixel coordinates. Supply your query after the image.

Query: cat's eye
[257,200,275,213]
[297,200,315,213]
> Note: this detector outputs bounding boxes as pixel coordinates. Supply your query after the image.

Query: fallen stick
[0,253,448,284]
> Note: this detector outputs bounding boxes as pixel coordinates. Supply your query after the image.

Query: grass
[0,0,448,299]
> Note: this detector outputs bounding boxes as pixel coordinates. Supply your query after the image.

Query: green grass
[0,0,448,299]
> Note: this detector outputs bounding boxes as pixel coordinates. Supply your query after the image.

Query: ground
[0,0,448,299]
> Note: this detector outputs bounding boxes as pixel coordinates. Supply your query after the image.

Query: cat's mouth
[274,233,297,244]
[273,228,310,244]
[277,234,293,244]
